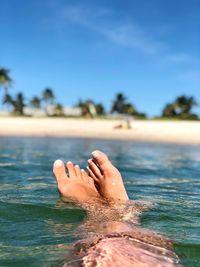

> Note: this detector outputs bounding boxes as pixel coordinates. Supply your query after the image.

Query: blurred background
[0,0,200,119]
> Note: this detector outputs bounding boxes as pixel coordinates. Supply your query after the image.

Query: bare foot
[87,150,129,203]
[53,160,101,203]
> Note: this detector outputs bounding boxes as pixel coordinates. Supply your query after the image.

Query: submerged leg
[53,155,180,267]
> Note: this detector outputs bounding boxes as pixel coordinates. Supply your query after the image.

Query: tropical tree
[76,99,89,116]
[111,92,146,117]
[30,96,41,108]
[76,99,105,117]
[41,88,55,116]
[42,88,55,105]
[123,102,137,115]
[14,93,25,115]
[3,92,25,115]
[162,103,176,117]
[3,94,14,109]
[175,96,197,115]
[111,93,127,114]
[54,103,64,116]
[95,103,105,115]
[0,68,12,94]
[162,95,198,120]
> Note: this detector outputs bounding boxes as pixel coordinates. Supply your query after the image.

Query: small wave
[0,163,16,167]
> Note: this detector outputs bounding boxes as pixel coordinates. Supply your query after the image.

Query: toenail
[67,161,72,164]
[75,164,79,168]
[54,160,63,167]
[92,150,100,157]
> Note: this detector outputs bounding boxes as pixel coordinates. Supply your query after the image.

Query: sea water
[0,137,199,267]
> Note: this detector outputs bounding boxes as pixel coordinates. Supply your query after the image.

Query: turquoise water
[0,137,200,267]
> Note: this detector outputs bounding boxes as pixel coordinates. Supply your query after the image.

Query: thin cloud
[48,3,194,63]
[100,25,164,54]
[59,5,164,55]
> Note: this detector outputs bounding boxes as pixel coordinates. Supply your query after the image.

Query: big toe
[53,160,68,189]
[92,150,112,169]
[53,159,65,174]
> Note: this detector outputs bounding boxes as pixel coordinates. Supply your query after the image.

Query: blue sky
[1,0,200,116]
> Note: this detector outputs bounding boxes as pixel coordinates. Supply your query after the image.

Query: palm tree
[2,92,25,115]
[162,95,198,119]
[95,103,105,115]
[0,68,12,93]
[162,103,176,118]
[3,94,14,110]
[30,96,41,108]
[42,88,55,116]
[42,88,55,105]
[111,92,145,117]
[54,103,64,116]
[175,95,197,115]
[76,99,91,117]
[76,99,105,117]
[124,102,137,115]
[13,93,25,115]
[111,93,127,114]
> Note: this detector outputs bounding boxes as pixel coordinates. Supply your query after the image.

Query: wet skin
[53,150,129,204]
[53,160,100,203]
[87,150,129,203]
[53,152,181,267]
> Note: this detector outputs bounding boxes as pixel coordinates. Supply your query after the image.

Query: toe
[88,159,103,179]
[87,166,100,182]
[88,176,95,186]
[75,164,82,178]
[53,160,68,190]
[81,169,89,183]
[91,150,112,170]
[66,161,76,178]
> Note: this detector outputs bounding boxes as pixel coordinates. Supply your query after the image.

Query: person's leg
[53,159,101,203]
[53,158,180,267]
[87,150,129,203]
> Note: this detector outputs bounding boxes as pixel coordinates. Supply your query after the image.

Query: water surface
[0,137,199,266]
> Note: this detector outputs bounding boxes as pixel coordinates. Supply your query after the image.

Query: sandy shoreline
[1,117,200,145]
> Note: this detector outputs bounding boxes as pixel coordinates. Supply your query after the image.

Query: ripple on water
[0,137,200,267]
[0,163,16,167]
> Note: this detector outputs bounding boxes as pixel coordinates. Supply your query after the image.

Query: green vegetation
[3,92,25,115]
[54,103,64,116]
[162,96,198,120]
[76,99,105,117]
[30,97,41,108]
[111,93,146,118]
[42,88,55,105]
[0,67,199,119]
[0,68,12,97]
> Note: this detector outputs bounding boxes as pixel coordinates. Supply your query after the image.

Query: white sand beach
[1,117,200,144]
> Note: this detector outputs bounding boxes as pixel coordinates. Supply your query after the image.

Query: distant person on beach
[53,150,181,267]
[114,114,132,129]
